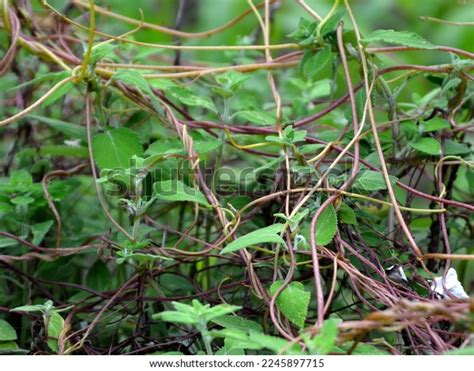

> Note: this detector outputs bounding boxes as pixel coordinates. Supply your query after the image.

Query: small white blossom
[431,268,469,299]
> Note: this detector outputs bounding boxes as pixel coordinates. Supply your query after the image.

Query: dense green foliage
[0,0,473,355]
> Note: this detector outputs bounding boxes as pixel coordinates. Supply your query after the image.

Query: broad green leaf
[211,315,263,333]
[315,205,338,246]
[444,140,472,155]
[220,224,285,255]
[269,280,310,329]
[10,169,33,191]
[302,46,333,80]
[92,128,143,169]
[86,260,112,292]
[215,71,250,91]
[409,137,441,155]
[338,203,357,225]
[89,44,116,65]
[235,109,275,126]
[319,9,346,36]
[154,311,199,325]
[249,331,302,355]
[46,311,64,352]
[27,114,86,139]
[169,86,217,112]
[154,179,210,207]
[113,70,153,96]
[422,118,450,132]
[0,320,17,341]
[305,318,340,355]
[10,196,35,206]
[353,170,398,191]
[31,220,54,246]
[203,304,241,322]
[362,29,436,49]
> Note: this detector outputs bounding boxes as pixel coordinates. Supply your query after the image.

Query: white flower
[64,139,81,148]
[431,268,469,299]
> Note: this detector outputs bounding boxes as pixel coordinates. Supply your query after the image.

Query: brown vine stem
[85,93,134,241]
[344,0,425,264]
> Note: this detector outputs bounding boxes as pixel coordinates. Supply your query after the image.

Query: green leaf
[362,29,436,49]
[338,203,357,225]
[249,331,302,355]
[302,46,333,80]
[220,224,285,255]
[89,43,116,65]
[154,179,210,207]
[27,114,86,139]
[113,70,153,96]
[319,9,346,36]
[0,320,17,341]
[353,170,398,191]
[9,71,71,92]
[422,118,450,132]
[444,140,472,155]
[10,304,45,313]
[269,280,310,329]
[315,205,338,246]
[409,137,441,155]
[305,318,340,355]
[445,346,474,355]
[155,311,199,325]
[211,315,263,333]
[46,311,64,352]
[86,260,112,291]
[31,220,54,246]
[215,71,250,91]
[11,196,35,206]
[92,128,143,169]
[42,81,75,108]
[235,109,275,126]
[169,86,217,112]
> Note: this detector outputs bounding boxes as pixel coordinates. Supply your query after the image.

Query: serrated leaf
[338,203,357,225]
[169,86,217,112]
[305,318,340,355]
[302,46,333,80]
[89,44,116,65]
[215,70,250,91]
[315,205,338,246]
[270,280,310,329]
[409,137,441,155]
[92,128,143,169]
[154,179,210,207]
[362,29,435,49]
[0,320,17,341]
[353,170,398,191]
[235,109,275,126]
[220,224,285,255]
[113,70,153,96]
